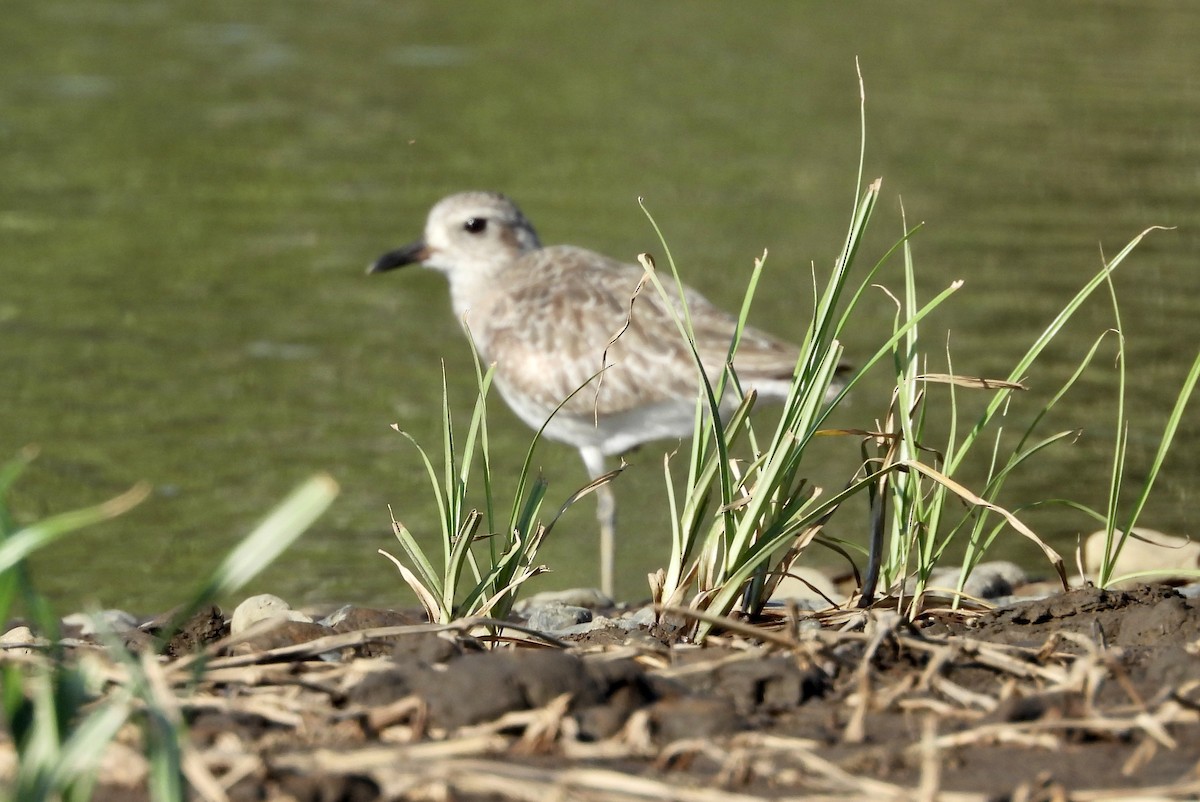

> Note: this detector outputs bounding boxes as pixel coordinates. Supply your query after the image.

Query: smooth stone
[1,625,47,656]
[230,593,312,636]
[1083,528,1200,585]
[1176,582,1200,599]
[62,609,138,636]
[926,560,1028,600]
[618,606,658,630]
[769,566,846,608]
[524,603,592,634]
[555,614,615,637]
[320,605,423,631]
[318,604,355,628]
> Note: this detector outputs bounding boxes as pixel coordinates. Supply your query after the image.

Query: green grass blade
[47,695,133,796]
[438,363,460,564]
[950,226,1167,475]
[378,547,443,621]
[385,514,442,603]
[391,427,452,589]
[0,447,39,528]
[144,709,184,802]
[189,473,338,605]
[0,483,150,574]
[463,328,499,547]
[1106,348,1200,583]
[1097,269,1130,586]
[443,509,482,613]
[695,467,888,639]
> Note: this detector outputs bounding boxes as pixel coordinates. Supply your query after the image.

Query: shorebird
[371,191,843,598]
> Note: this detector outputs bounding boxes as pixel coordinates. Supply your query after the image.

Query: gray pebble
[524,603,593,634]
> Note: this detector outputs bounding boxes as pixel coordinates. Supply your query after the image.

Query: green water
[3,2,1198,613]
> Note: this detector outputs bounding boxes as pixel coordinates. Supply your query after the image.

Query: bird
[370,191,845,598]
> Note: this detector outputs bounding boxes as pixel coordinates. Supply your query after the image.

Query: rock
[1176,582,1200,599]
[230,594,313,636]
[613,606,688,638]
[554,614,660,640]
[524,603,592,634]
[619,606,658,629]
[769,566,846,608]
[62,609,138,636]
[1083,528,1200,585]
[0,625,45,656]
[318,604,356,628]
[319,606,431,658]
[928,561,1028,600]
[513,587,613,614]
[320,605,422,630]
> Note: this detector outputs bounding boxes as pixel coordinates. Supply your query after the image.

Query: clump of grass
[644,207,1177,634]
[637,72,1180,635]
[381,345,611,625]
[638,69,973,638]
[0,450,337,801]
[866,222,1187,612]
[638,174,968,635]
[1,447,150,802]
[641,178,879,640]
[1071,268,1200,587]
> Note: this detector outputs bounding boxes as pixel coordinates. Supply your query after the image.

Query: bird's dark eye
[463,217,487,234]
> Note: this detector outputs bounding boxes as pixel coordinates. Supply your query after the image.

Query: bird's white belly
[493,373,701,457]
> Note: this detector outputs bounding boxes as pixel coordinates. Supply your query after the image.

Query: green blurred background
[3,2,1198,612]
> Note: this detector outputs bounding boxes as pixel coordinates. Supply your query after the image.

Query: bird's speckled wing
[474,246,800,419]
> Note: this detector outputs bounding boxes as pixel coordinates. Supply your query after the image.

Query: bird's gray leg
[579,447,615,599]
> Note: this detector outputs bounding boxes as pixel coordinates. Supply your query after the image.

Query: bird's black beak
[368,240,432,274]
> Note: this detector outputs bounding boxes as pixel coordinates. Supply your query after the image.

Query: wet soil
[13,584,1200,801]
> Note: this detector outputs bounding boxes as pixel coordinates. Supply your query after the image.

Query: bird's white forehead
[427,191,522,230]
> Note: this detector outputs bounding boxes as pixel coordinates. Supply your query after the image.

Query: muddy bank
[4,584,1200,801]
